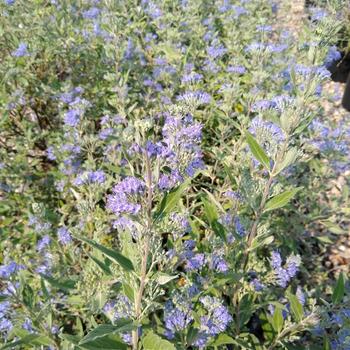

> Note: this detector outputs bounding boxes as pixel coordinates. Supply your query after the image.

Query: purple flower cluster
[176,90,211,105]
[219,212,246,242]
[0,302,13,336]
[193,296,232,347]
[232,5,248,18]
[251,278,265,291]
[103,295,133,344]
[12,42,29,57]
[251,95,294,113]
[168,212,191,240]
[113,216,138,238]
[324,46,342,69]
[271,251,301,288]
[28,215,52,233]
[209,253,229,273]
[37,234,51,251]
[309,7,327,22]
[181,70,203,85]
[57,226,72,245]
[164,301,193,339]
[309,119,350,160]
[60,87,90,128]
[249,117,285,144]
[0,261,24,279]
[73,170,106,186]
[107,177,145,216]
[227,65,246,74]
[82,7,100,19]
[143,1,163,20]
[206,40,227,60]
[245,42,287,53]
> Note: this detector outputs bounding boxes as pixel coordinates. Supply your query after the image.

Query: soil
[276,0,350,275]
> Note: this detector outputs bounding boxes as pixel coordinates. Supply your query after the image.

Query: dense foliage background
[0,0,350,349]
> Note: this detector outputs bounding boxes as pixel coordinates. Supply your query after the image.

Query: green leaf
[186,327,199,346]
[22,284,34,308]
[274,148,298,175]
[264,188,299,212]
[323,335,331,350]
[211,220,226,241]
[202,197,226,241]
[320,220,346,235]
[122,283,135,302]
[59,333,81,345]
[250,235,274,251]
[155,273,178,285]
[287,293,303,322]
[40,274,76,291]
[142,331,176,350]
[74,235,134,272]
[261,312,275,341]
[245,131,270,170]
[271,307,284,333]
[87,253,113,275]
[332,272,345,304]
[155,180,190,220]
[1,334,53,350]
[211,334,250,347]
[202,197,218,224]
[79,320,135,345]
[78,334,127,350]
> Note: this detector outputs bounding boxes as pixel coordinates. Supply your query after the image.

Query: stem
[243,135,290,270]
[233,137,290,335]
[132,152,153,350]
[242,174,274,270]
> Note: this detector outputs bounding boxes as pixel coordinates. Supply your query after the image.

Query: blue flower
[64,109,82,127]
[251,278,265,291]
[46,146,56,161]
[12,42,29,57]
[82,7,100,19]
[37,235,51,252]
[164,303,193,339]
[209,253,228,273]
[256,25,273,32]
[176,91,211,105]
[0,318,13,334]
[198,296,232,340]
[57,227,72,245]
[0,261,24,279]
[0,301,10,315]
[227,65,246,74]
[324,46,342,68]
[206,41,227,59]
[22,318,34,333]
[107,177,145,216]
[310,7,327,22]
[271,251,282,269]
[185,253,205,271]
[270,251,301,288]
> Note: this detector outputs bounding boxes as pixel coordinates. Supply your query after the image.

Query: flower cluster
[107,176,146,216]
[271,251,301,288]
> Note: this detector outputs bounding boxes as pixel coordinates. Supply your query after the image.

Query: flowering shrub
[0,0,349,349]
